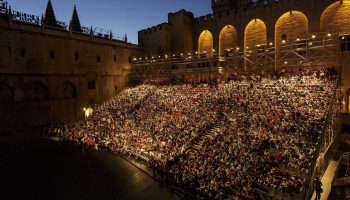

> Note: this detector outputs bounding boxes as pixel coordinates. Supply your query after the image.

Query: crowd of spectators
[47,68,338,199]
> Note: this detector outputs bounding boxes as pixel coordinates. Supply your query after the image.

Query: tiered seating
[50,68,338,200]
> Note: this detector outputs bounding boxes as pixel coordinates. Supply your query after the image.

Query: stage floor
[0,139,180,200]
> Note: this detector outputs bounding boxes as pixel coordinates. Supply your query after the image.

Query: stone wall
[0,15,143,135]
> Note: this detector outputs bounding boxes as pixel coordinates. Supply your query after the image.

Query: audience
[47,67,338,199]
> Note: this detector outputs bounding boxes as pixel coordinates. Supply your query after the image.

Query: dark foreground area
[0,138,180,200]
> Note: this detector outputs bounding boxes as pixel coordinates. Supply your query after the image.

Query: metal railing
[303,66,342,200]
[0,0,127,42]
[131,32,339,80]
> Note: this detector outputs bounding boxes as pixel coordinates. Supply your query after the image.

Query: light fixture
[327,33,331,37]
[282,40,286,44]
[269,42,273,46]
[236,47,240,50]
[296,38,300,41]
[311,35,316,39]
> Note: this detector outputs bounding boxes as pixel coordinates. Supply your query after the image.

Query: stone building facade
[138,0,350,113]
[0,0,143,134]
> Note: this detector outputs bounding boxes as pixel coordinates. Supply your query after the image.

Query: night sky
[6,0,212,44]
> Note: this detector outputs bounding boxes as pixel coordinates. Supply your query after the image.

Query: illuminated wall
[275,11,308,59]
[321,0,350,34]
[219,25,237,56]
[198,30,214,58]
[244,19,267,54]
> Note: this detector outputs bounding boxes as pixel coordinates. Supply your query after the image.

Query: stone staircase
[187,124,221,158]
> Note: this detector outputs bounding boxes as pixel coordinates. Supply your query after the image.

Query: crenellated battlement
[138,23,171,35]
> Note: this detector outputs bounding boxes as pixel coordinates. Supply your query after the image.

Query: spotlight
[311,35,316,39]
[282,40,286,44]
[236,47,240,51]
[269,42,273,46]
[296,38,300,41]
[327,33,331,37]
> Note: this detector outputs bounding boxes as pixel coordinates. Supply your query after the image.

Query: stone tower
[70,5,82,33]
[44,0,58,27]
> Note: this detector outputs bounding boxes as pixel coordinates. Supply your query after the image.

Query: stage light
[236,47,240,51]
[282,40,286,44]
[195,51,198,54]
[269,42,273,46]
[311,35,316,39]
[296,38,300,41]
[327,33,331,37]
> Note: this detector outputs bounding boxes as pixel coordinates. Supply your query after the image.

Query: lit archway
[198,30,214,58]
[321,0,350,34]
[219,25,237,57]
[244,19,267,54]
[275,11,308,60]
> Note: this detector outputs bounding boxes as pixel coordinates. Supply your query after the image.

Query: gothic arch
[21,81,49,102]
[54,81,77,99]
[321,0,350,34]
[0,82,14,103]
[244,18,267,54]
[198,30,214,58]
[219,25,237,57]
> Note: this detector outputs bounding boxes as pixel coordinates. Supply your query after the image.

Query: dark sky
[6,0,212,44]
